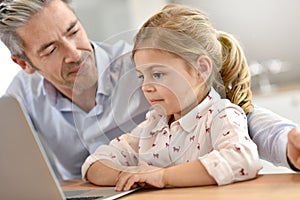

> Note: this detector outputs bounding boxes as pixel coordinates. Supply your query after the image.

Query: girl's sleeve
[81,122,145,179]
[199,103,263,185]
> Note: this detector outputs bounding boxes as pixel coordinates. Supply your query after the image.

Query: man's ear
[196,55,212,81]
[11,56,35,74]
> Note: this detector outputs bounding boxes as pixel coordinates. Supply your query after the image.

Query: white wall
[72,0,168,43]
[0,42,20,97]
[173,0,300,87]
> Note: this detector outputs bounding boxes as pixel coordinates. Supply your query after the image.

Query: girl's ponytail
[218,31,253,114]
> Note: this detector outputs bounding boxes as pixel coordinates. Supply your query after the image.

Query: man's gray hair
[0,0,70,56]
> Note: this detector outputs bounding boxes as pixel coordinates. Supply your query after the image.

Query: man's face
[16,0,98,95]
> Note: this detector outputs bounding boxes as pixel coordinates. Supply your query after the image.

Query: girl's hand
[115,166,166,191]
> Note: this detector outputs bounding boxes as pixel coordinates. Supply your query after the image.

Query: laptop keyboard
[63,187,139,200]
[66,197,103,200]
[64,189,104,200]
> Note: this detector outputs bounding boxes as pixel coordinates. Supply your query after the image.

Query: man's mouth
[68,53,90,76]
[69,66,81,75]
[68,60,88,76]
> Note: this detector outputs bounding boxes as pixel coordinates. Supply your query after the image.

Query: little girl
[82,4,262,191]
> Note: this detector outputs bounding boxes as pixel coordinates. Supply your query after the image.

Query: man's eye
[48,48,56,55]
[42,47,56,57]
[153,72,164,79]
[71,29,79,36]
[69,29,79,37]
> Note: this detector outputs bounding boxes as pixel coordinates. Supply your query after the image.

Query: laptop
[0,96,139,200]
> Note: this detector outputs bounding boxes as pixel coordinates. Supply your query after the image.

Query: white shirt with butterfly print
[82,88,262,185]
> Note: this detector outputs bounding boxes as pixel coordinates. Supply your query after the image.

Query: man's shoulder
[6,71,44,100]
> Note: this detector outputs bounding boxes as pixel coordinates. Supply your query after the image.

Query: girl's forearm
[163,160,216,187]
[86,160,120,186]
[86,159,216,188]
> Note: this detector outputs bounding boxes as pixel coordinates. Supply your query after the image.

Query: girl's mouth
[149,99,164,105]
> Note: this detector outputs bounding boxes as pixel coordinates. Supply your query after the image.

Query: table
[61,173,300,200]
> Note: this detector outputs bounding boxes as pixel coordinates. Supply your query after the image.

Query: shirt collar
[42,78,78,111]
[42,77,57,106]
[148,88,221,134]
[91,41,112,96]
[178,88,221,133]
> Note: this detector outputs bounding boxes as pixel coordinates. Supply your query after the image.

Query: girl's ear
[11,56,36,74]
[196,55,212,81]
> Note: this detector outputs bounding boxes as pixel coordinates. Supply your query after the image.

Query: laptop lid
[0,96,139,200]
[0,96,65,199]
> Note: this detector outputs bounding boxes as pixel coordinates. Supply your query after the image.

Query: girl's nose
[142,82,156,93]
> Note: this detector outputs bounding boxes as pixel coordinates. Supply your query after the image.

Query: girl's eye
[137,74,144,80]
[153,72,164,79]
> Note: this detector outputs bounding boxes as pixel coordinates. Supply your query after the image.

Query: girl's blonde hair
[133,4,253,114]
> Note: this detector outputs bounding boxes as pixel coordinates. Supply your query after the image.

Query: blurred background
[1,0,299,173]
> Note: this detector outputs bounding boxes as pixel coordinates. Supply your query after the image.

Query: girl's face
[134,49,207,120]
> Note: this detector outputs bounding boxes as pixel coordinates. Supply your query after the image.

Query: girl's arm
[199,104,262,185]
[86,160,121,186]
[115,160,216,191]
[82,120,153,185]
[163,160,216,187]
[82,132,140,184]
[87,159,164,187]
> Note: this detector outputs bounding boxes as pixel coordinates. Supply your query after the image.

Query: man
[0,0,149,180]
[0,0,299,180]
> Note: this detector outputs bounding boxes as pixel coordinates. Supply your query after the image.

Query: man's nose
[64,40,81,63]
